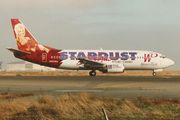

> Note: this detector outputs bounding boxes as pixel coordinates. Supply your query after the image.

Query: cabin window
[123,56,128,59]
[71,57,75,59]
[60,56,63,58]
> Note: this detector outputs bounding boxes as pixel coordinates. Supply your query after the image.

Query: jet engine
[103,63,124,73]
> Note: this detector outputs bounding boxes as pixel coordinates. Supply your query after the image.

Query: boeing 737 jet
[7,19,174,76]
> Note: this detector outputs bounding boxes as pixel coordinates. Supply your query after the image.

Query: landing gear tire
[153,72,156,76]
[89,71,96,76]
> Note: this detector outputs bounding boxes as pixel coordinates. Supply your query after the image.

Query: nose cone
[166,58,174,67]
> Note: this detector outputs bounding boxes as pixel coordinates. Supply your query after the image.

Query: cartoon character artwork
[37,44,50,53]
[13,23,50,53]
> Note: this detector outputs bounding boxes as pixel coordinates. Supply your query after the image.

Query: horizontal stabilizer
[6,47,31,55]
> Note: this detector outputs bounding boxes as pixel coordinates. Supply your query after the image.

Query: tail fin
[11,19,39,52]
[10,19,62,68]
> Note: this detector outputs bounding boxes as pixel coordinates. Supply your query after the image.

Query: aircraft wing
[6,47,31,55]
[77,58,105,68]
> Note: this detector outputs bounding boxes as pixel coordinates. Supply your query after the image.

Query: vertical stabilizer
[11,19,40,52]
[10,19,62,68]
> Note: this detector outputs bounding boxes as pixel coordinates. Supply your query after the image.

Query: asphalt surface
[0,76,179,99]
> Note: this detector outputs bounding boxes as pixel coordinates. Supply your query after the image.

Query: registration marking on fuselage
[94,82,151,88]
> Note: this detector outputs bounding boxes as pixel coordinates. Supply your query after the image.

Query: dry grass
[0,92,179,120]
[0,92,34,100]
[0,70,180,76]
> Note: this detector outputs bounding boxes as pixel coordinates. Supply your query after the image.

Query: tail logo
[11,19,50,53]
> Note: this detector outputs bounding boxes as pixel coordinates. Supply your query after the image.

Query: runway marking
[94,82,151,88]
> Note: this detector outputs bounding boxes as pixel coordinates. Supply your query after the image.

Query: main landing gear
[89,70,96,76]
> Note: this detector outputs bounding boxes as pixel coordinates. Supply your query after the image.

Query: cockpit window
[160,55,166,58]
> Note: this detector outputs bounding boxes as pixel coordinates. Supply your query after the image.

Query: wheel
[89,71,96,76]
[153,72,156,76]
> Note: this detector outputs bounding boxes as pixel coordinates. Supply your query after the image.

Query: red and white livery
[7,19,174,76]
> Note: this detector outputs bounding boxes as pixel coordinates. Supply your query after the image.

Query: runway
[0,76,179,99]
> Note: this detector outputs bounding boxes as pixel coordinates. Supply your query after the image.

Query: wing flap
[77,58,105,68]
[6,47,31,55]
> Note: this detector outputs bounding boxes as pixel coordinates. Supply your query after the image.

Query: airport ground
[0,71,180,119]
[0,71,179,99]
[0,70,180,76]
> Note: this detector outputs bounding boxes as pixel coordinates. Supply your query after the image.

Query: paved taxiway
[0,76,179,98]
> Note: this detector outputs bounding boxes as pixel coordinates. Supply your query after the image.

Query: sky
[0,0,180,70]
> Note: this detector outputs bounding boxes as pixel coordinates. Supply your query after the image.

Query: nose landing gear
[153,72,156,76]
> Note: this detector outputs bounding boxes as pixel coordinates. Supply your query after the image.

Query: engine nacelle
[103,63,124,73]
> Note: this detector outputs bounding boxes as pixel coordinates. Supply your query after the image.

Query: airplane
[7,19,174,76]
